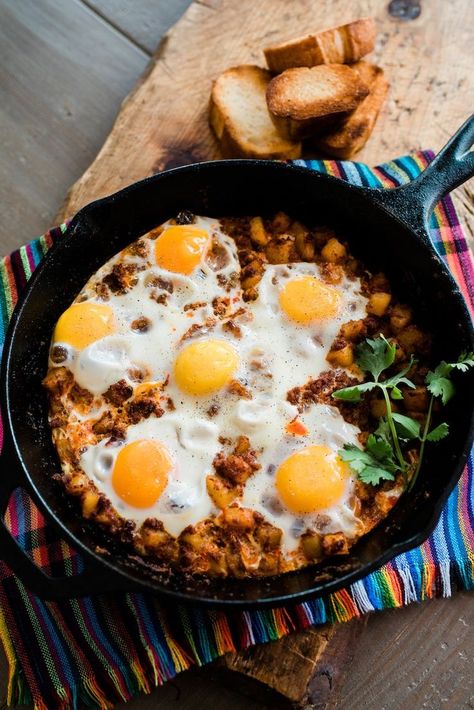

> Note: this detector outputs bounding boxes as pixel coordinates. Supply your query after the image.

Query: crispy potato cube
[369,272,390,292]
[256,524,282,550]
[322,532,349,556]
[367,292,392,316]
[397,325,427,355]
[301,531,323,560]
[265,236,293,264]
[370,397,398,418]
[234,435,250,455]
[241,259,264,290]
[403,386,428,412]
[222,506,255,531]
[181,529,205,550]
[272,212,292,233]
[327,344,354,368]
[206,475,239,509]
[390,304,412,333]
[340,319,365,341]
[291,221,315,261]
[249,216,269,246]
[82,491,100,517]
[320,237,346,263]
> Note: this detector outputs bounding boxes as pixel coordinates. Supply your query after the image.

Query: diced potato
[320,237,346,263]
[141,527,170,548]
[222,506,255,531]
[68,472,87,495]
[265,237,293,264]
[291,222,315,261]
[322,532,349,556]
[241,259,263,290]
[82,491,99,517]
[326,344,354,368]
[370,397,398,418]
[367,292,392,316]
[181,530,205,550]
[256,525,282,550]
[340,319,365,341]
[390,304,412,333]
[397,325,427,355]
[271,212,292,234]
[301,532,323,560]
[369,272,390,292]
[405,410,426,423]
[249,216,269,246]
[403,386,428,412]
[206,475,239,509]
[234,435,250,455]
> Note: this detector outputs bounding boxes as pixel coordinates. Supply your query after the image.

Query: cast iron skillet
[1,116,474,609]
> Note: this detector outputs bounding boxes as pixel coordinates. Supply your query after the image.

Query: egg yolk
[154,225,209,275]
[174,338,239,395]
[53,302,115,349]
[279,275,341,324]
[275,445,348,514]
[112,440,171,508]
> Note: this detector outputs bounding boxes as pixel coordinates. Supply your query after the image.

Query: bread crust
[209,65,301,159]
[264,17,376,73]
[266,65,369,140]
[314,61,389,158]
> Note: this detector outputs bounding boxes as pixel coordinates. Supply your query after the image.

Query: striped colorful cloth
[1,151,473,710]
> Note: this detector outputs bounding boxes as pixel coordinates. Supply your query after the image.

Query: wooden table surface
[1,1,474,708]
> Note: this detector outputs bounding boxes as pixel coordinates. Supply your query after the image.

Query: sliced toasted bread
[266,64,369,140]
[314,62,389,158]
[209,65,302,159]
[264,17,376,73]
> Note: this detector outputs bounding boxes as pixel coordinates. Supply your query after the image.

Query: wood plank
[338,590,474,709]
[57,0,474,245]
[221,618,368,706]
[0,0,148,254]
[1,1,474,708]
[83,0,192,54]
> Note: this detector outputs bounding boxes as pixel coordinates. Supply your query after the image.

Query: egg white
[52,217,371,552]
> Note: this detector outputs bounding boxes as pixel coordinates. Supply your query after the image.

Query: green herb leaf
[358,466,396,486]
[374,418,392,444]
[426,422,450,442]
[339,445,371,473]
[391,386,403,400]
[383,356,416,389]
[356,336,396,380]
[339,440,397,486]
[332,381,377,402]
[451,351,474,372]
[392,413,421,440]
[426,369,456,405]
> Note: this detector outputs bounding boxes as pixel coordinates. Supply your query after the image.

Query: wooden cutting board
[55,0,473,705]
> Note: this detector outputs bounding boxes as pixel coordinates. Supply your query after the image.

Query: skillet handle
[371,113,474,239]
[0,429,126,599]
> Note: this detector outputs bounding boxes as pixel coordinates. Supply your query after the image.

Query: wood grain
[1,1,473,708]
[57,0,474,235]
[83,0,192,54]
[221,618,368,707]
[0,0,148,254]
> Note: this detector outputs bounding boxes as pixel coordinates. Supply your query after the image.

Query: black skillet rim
[1,158,474,608]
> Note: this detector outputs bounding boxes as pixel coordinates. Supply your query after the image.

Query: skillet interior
[3,160,474,606]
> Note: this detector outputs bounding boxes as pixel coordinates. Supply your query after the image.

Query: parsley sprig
[332,336,474,490]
